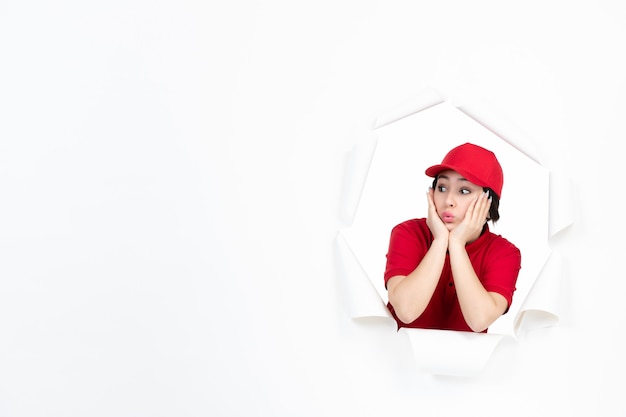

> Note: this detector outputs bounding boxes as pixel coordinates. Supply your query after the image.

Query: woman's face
[433,169,484,231]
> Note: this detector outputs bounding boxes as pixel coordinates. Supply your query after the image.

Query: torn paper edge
[456,102,542,165]
[338,134,378,227]
[549,170,574,237]
[400,328,506,377]
[374,88,446,130]
[335,231,394,322]
[513,250,563,336]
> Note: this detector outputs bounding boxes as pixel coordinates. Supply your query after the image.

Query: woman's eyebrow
[438,175,468,182]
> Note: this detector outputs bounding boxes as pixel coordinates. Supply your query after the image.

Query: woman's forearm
[448,241,507,332]
[387,238,448,323]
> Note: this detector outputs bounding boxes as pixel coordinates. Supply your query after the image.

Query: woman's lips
[442,212,454,223]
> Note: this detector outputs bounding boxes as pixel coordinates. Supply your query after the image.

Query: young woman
[384,143,521,333]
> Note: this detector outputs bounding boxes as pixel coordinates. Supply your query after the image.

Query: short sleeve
[480,238,521,312]
[384,219,432,287]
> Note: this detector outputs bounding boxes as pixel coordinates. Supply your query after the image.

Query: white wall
[0,1,624,416]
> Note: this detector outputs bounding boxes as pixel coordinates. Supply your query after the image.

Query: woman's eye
[437,185,447,192]
[460,189,471,195]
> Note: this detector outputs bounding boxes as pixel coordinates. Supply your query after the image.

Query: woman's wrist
[447,238,466,251]
[431,236,449,251]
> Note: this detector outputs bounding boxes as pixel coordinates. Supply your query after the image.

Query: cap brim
[425,164,488,190]
[425,164,450,177]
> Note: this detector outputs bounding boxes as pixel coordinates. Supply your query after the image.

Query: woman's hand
[426,187,449,241]
[450,191,491,245]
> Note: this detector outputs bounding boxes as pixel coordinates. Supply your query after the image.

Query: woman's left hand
[450,191,491,245]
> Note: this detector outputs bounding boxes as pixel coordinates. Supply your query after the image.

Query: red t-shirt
[384,218,521,332]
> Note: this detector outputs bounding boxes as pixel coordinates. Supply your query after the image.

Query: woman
[384,143,521,333]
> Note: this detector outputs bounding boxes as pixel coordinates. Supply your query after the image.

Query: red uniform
[384,218,521,332]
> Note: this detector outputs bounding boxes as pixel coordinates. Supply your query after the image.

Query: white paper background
[0,1,624,416]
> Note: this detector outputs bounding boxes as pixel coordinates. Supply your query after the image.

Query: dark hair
[431,177,500,223]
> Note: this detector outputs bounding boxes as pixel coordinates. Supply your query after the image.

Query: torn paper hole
[337,94,571,376]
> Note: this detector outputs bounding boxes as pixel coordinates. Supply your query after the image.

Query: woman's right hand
[426,187,449,242]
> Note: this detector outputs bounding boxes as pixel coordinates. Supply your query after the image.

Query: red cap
[425,143,504,198]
